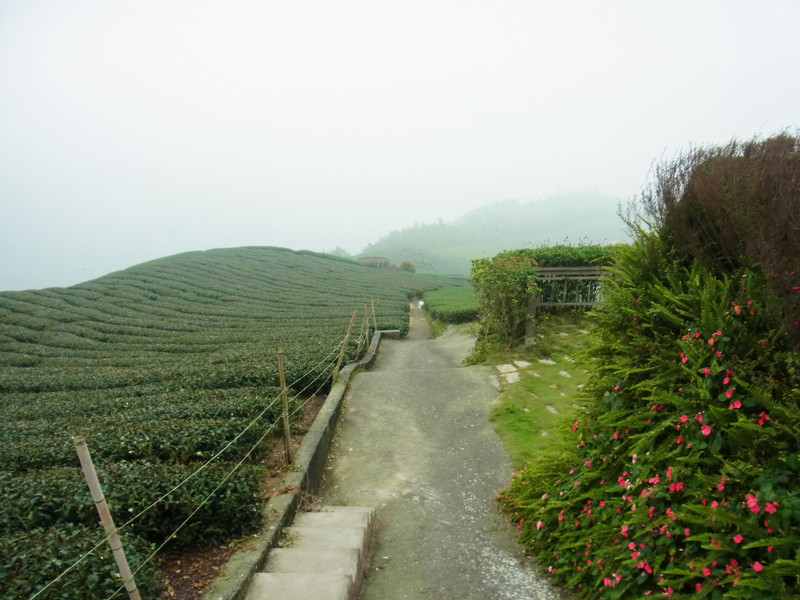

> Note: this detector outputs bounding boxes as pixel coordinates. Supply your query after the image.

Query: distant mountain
[359,193,629,275]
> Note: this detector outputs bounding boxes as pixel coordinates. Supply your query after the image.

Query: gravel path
[319,303,565,600]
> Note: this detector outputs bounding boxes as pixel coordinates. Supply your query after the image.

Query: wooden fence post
[371,300,377,332]
[362,303,371,347]
[332,310,358,384]
[276,350,292,464]
[73,437,141,600]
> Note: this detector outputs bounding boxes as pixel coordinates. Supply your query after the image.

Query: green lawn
[486,312,595,469]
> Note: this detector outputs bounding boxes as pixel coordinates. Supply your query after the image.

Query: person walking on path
[319,302,565,600]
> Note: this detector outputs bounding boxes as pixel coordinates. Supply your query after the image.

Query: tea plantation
[0,246,463,598]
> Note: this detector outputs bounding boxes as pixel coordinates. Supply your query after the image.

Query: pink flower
[636,562,653,574]
[726,387,736,399]
[733,534,743,544]
[536,520,543,530]
[717,477,726,491]
[701,425,711,436]
[676,436,683,444]
[702,567,711,576]
[765,502,778,514]
[746,494,761,514]
[621,525,629,537]
[679,414,688,423]
[753,561,764,572]
[729,399,742,410]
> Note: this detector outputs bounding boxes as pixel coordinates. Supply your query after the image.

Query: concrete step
[245,506,374,600]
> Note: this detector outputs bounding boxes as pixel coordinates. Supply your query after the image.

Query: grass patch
[487,311,595,469]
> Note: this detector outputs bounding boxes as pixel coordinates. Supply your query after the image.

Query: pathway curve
[319,303,565,600]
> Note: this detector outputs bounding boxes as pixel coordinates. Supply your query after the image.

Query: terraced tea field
[0,246,463,598]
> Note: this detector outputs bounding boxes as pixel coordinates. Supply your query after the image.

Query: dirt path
[319,303,564,600]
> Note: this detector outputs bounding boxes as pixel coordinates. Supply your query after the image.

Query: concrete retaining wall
[202,330,397,600]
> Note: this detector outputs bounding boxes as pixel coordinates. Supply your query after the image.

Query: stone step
[247,573,351,600]
[245,506,374,600]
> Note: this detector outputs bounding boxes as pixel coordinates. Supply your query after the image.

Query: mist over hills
[358,192,629,275]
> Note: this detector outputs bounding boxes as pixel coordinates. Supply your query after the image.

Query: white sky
[1,1,798,290]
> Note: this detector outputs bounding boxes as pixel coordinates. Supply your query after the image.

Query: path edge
[202,330,399,600]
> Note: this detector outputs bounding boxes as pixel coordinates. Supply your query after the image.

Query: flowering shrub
[498,238,800,598]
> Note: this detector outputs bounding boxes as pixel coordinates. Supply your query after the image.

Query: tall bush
[635,133,800,346]
[471,251,538,344]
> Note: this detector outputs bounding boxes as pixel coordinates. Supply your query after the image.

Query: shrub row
[422,286,478,323]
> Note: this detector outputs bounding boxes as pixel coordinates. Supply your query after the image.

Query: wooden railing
[525,266,605,343]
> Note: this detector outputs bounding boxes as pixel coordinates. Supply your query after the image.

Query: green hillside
[0,246,463,597]
[360,193,629,274]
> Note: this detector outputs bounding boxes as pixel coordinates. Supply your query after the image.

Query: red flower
[746,494,760,513]
[701,425,711,436]
[753,561,764,572]
[733,534,743,544]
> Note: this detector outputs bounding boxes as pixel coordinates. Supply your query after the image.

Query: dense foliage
[422,285,477,323]
[639,134,800,347]
[0,246,459,598]
[497,135,800,598]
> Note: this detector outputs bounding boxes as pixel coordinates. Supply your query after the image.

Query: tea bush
[0,246,462,596]
[0,523,162,600]
[422,286,478,323]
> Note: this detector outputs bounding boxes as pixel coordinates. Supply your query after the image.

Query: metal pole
[73,437,141,600]
[276,350,292,464]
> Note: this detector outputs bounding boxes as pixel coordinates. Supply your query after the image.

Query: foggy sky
[1,1,798,291]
